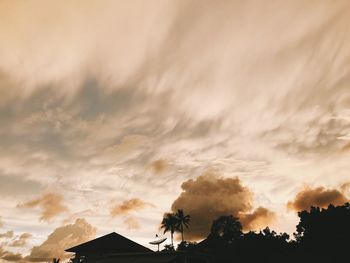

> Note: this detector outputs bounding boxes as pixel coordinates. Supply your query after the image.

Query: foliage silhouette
[161,213,178,247]
[176,241,197,251]
[161,244,175,252]
[209,215,242,242]
[294,203,349,261]
[175,209,190,242]
[193,203,349,263]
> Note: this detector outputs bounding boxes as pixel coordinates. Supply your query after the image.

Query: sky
[0,0,350,262]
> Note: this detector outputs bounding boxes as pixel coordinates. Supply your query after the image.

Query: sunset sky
[0,0,350,262]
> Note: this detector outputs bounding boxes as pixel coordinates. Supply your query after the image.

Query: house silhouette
[66,232,152,256]
[65,232,210,263]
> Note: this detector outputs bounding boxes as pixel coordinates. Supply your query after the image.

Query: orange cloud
[0,247,23,262]
[27,218,96,262]
[287,186,349,212]
[110,198,153,230]
[110,198,151,217]
[123,217,140,230]
[17,193,68,222]
[171,172,275,240]
[0,230,14,239]
[10,233,32,247]
[240,207,276,231]
[149,159,168,174]
[341,141,350,152]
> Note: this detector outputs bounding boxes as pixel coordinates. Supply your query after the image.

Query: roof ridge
[65,232,153,253]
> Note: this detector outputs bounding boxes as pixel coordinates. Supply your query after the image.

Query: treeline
[165,203,350,263]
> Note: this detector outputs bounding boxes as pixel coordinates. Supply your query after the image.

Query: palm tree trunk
[181,224,184,242]
[171,232,174,247]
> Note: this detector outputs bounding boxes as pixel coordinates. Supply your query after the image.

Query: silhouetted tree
[175,209,190,242]
[177,241,197,251]
[209,215,242,243]
[161,213,178,247]
[294,203,350,260]
[162,244,175,252]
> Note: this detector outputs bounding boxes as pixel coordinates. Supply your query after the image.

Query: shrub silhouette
[294,203,350,261]
[193,203,349,263]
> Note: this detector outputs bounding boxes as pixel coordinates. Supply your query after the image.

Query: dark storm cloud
[287,186,349,211]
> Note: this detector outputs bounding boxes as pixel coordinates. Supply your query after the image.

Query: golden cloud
[123,217,140,230]
[149,159,168,174]
[0,246,23,262]
[17,193,68,222]
[27,218,96,262]
[240,207,276,231]
[0,230,14,239]
[110,198,151,217]
[110,198,154,231]
[287,186,349,212]
[10,233,32,247]
[171,172,275,240]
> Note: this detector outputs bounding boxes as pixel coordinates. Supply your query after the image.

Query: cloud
[0,172,43,198]
[0,247,23,262]
[123,217,140,230]
[171,172,275,240]
[240,207,276,231]
[17,193,68,222]
[149,159,168,174]
[110,198,151,217]
[0,231,14,239]
[0,218,3,228]
[287,186,349,211]
[0,0,350,257]
[110,198,154,230]
[10,233,32,247]
[27,218,96,262]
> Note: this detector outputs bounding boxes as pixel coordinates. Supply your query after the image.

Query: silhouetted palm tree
[210,215,242,242]
[175,209,190,242]
[161,213,178,247]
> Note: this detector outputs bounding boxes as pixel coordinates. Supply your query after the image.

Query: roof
[94,252,208,263]
[65,232,153,254]
[96,253,178,263]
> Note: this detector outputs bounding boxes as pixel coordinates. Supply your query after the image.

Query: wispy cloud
[0,0,349,255]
